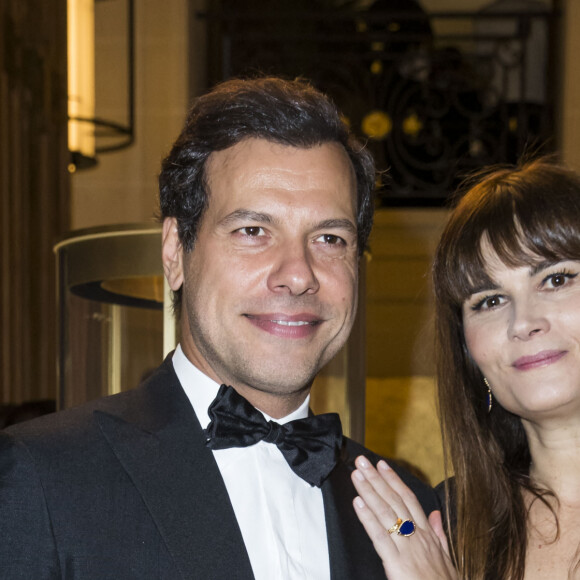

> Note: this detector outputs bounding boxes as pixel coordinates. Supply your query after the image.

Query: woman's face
[462,239,580,422]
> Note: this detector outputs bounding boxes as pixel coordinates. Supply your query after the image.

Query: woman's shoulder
[435,477,455,501]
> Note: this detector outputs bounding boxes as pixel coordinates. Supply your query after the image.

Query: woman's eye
[542,270,577,289]
[471,294,505,311]
[550,274,567,287]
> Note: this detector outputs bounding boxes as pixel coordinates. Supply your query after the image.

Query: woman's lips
[512,350,567,371]
[244,313,322,338]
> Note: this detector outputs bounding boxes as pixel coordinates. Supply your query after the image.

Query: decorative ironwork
[199,1,557,205]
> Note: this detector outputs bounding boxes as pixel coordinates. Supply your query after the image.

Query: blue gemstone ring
[397,519,416,537]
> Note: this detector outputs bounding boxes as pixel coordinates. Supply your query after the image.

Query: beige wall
[366,209,448,378]
[365,209,448,484]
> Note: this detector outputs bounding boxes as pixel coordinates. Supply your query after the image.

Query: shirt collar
[171,344,310,429]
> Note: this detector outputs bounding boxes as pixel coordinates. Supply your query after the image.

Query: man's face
[162,138,359,416]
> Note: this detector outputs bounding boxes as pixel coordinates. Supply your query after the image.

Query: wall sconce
[67,0,135,172]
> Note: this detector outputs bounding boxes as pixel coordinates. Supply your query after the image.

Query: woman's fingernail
[354,496,366,509]
[353,469,365,482]
[378,460,391,471]
[356,455,370,469]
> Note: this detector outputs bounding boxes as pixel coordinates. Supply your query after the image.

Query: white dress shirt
[172,345,331,580]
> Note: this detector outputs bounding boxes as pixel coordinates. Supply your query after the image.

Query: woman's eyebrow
[467,281,499,295]
[466,260,569,296]
[529,259,563,276]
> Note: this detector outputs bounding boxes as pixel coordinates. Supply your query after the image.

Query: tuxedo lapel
[94,361,255,579]
[323,443,386,580]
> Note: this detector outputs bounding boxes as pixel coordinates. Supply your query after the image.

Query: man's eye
[316,234,344,245]
[239,227,264,236]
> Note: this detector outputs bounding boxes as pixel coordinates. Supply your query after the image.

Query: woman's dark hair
[433,158,580,579]
[159,76,376,313]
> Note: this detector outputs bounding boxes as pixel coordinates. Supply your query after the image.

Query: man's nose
[266,242,320,296]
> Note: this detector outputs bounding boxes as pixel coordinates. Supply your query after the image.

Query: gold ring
[387,517,403,534]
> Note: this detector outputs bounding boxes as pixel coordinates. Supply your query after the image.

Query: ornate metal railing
[198,4,557,206]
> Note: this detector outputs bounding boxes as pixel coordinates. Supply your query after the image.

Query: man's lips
[512,350,567,371]
[243,313,322,338]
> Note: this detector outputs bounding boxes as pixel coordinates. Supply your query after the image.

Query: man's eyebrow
[315,218,357,235]
[219,209,273,227]
[219,212,357,234]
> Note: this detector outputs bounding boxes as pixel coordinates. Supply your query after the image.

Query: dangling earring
[484,377,492,413]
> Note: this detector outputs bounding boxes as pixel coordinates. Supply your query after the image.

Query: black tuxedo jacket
[0,356,439,579]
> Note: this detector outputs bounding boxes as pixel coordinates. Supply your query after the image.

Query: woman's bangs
[451,216,578,305]
[435,158,580,310]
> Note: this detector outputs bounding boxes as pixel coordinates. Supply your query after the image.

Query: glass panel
[61,291,163,409]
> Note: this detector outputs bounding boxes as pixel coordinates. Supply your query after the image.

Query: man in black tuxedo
[0,77,439,579]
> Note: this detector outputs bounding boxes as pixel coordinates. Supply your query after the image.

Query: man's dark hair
[159,76,376,312]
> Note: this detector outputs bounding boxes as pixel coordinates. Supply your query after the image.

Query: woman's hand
[352,456,457,580]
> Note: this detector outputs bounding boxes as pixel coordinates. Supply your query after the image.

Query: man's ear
[161,217,184,291]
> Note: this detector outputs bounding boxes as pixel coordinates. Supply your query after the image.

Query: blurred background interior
[1,0,572,485]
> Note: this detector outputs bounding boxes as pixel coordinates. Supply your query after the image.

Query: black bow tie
[204,384,343,487]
